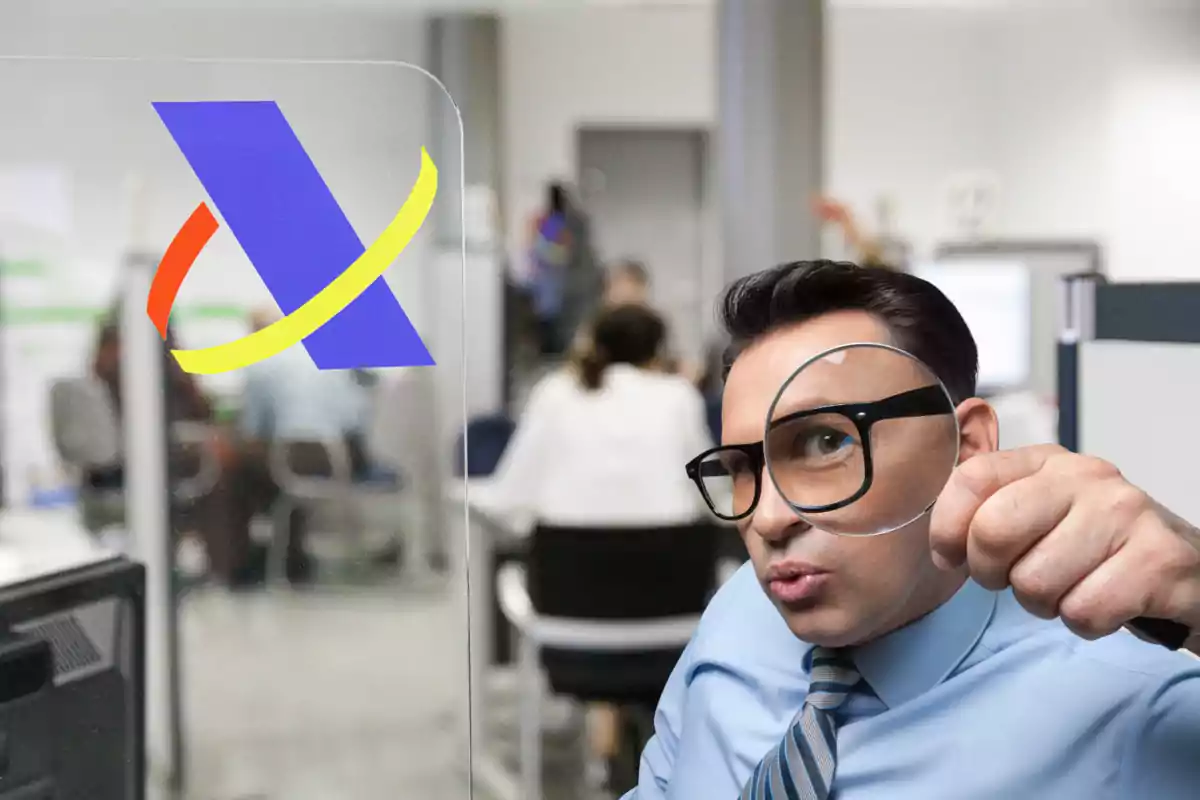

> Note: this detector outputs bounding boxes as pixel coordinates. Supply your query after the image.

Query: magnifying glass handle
[1127,617,1191,650]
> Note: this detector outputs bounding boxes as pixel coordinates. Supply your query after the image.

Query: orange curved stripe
[147,202,219,338]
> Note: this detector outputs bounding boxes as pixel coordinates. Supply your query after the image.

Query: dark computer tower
[0,558,144,800]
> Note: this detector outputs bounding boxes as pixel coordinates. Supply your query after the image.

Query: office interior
[1,1,1199,798]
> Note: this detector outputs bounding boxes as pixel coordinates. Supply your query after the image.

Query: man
[207,308,371,587]
[625,261,1200,799]
[604,259,652,308]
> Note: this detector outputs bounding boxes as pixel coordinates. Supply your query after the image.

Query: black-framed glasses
[685,384,952,522]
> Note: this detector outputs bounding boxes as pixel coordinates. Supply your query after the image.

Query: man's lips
[766,560,830,604]
[765,560,828,582]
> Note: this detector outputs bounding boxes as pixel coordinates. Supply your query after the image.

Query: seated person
[84,316,223,567]
[598,259,716,390]
[479,303,715,789]
[573,259,688,375]
[483,302,712,530]
[207,308,371,587]
[87,317,213,491]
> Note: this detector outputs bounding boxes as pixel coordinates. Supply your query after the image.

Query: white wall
[500,4,1200,282]
[827,5,1200,280]
[499,5,716,267]
[825,8,1003,260]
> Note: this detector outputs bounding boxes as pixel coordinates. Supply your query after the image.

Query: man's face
[605,273,648,308]
[723,310,974,647]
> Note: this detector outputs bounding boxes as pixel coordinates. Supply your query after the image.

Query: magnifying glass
[762,342,1189,649]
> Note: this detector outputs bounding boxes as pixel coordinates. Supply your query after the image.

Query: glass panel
[0,57,469,799]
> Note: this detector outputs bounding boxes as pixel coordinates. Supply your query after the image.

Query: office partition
[1058,277,1200,530]
[0,55,472,799]
[932,240,1102,398]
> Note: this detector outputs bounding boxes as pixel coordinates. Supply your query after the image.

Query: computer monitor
[0,558,144,800]
[914,260,1033,394]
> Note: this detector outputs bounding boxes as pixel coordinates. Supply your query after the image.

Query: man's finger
[1005,499,1120,618]
[1056,537,1162,640]
[965,473,1077,591]
[929,444,1066,568]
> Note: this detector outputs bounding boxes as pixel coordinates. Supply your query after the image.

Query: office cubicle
[1058,277,1200,528]
[929,241,1102,398]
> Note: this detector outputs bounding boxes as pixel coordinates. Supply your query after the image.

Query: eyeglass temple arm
[865,385,950,420]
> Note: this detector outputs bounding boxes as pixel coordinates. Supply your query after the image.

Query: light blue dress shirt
[240,346,368,441]
[625,562,1200,799]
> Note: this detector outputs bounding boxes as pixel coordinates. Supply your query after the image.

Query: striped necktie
[741,647,861,800]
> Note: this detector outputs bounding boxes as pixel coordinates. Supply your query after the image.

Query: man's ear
[955,398,999,462]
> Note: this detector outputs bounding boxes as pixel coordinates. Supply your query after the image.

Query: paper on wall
[0,165,72,237]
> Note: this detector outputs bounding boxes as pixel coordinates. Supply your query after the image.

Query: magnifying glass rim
[763,340,961,537]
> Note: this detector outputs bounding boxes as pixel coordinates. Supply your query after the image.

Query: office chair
[496,521,719,798]
[704,393,723,446]
[266,437,403,586]
[48,378,124,533]
[455,414,517,478]
[453,413,522,661]
[266,437,355,585]
[170,421,222,504]
[365,370,445,576]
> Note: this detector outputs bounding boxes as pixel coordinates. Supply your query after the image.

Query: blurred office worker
[81,317,222,542]
[571,259,652,362]
[480,303,712,530]
[604,258,652,308]
[92,317,212,442]
[526,181,603,357]
[626,262,1200,799]
[206,309,370,586]
[581,259,707,389]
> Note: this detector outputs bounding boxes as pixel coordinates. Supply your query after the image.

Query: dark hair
[547,182,569,215]
[579,304,667,391]
[609,258,650,287]
[719,260,978,402]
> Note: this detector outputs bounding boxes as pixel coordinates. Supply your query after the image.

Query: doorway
[576,127,712,367]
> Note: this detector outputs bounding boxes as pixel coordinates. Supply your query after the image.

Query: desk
[0,507,120,589]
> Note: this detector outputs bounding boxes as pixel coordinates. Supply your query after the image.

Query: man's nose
[750,469,810,544]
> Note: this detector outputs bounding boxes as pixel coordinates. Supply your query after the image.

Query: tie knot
[806,646,860,712]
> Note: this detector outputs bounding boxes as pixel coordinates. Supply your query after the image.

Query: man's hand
[929,444,1200,641]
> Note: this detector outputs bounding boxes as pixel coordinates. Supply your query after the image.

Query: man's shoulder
[1073,631,1200,681]
[985,592,1200,700]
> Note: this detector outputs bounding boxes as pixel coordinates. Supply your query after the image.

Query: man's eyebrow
[771,396,844,419]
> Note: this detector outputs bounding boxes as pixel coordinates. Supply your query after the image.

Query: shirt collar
[846,579,997,709]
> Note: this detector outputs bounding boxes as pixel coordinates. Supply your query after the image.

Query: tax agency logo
[145,100,437,374]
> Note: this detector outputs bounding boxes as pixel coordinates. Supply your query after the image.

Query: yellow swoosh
[171,147,437,375]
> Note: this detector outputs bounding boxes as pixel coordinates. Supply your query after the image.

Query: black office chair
[705,392,723,445]
[454,413,524,663]
[454,414,517,478]
[497,521,719,797]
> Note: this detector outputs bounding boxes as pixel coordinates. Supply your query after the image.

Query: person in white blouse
[480,303,714,532]
[477,303,715,786]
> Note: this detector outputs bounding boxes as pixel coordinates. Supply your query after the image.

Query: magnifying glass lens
[765,343,960,536]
